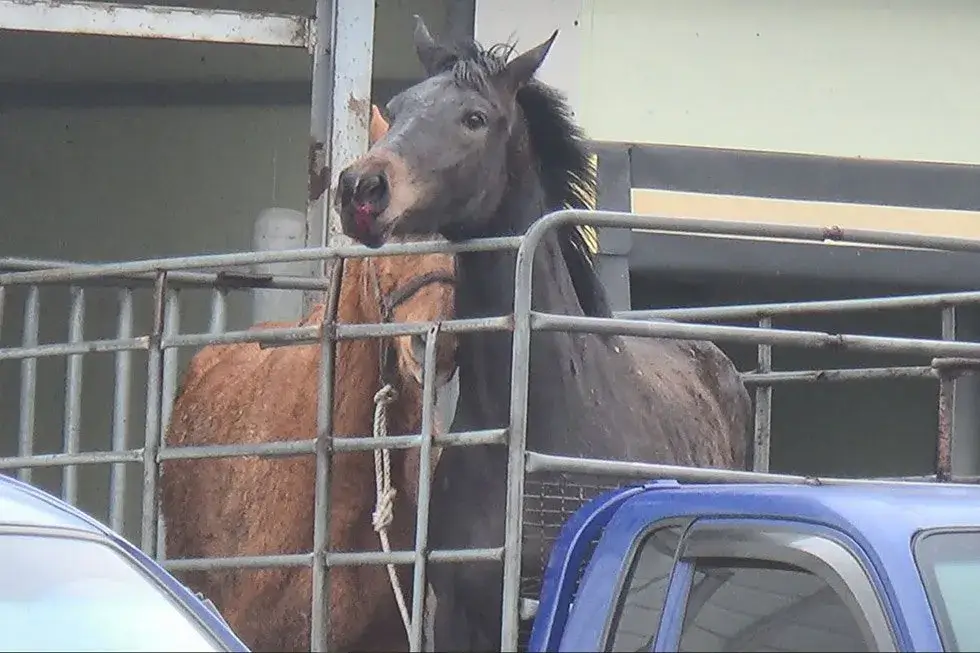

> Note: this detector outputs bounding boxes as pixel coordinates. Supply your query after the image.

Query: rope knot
[374,383,397,406]
[372,486,397,532]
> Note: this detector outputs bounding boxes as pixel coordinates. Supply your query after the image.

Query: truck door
[604,518,898,652]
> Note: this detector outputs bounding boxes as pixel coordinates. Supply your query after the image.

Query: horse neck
[330,259,386,424]
[453,164,599,432]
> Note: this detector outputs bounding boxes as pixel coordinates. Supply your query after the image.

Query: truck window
[915,529,980,652]
[678,558,874,652]
[606,525,684,652]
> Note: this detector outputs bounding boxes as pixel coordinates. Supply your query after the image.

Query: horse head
[336,18,559,247]
[361,104,458,394]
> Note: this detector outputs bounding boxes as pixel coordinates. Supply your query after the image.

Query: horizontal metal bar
[2,256,334,291]
[532,312,980,359]
[741,366,937,385]
[0,337,148,361]
[0,429,506,469]
[553,210,980,255]
[0,449,142,469]
[932,356,980,372]
[525,452,980,489]
[0,316,512,361]
[618,289,980,323]
[166,316,511,350]
[0,0,310,48]
[163,547,504,572]
[526,452,807,484]
[0,237,522,286]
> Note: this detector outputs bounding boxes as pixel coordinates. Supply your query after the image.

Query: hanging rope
[371,382,412,639]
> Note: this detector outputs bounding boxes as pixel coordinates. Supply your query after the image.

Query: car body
[0,473,249,652]
[531,479,980,652]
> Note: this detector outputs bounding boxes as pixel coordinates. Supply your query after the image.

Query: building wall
[579,0,980,164]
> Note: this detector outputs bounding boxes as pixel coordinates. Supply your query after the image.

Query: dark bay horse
[335,22,751,651]
[161,107,458,652]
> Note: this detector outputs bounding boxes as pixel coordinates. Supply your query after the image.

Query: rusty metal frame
[1,0,311,47]
[5,212,980,650]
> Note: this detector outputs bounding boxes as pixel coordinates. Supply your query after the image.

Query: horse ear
[498,30,559,93]
[369,104,389,146]
[414,15,455,76]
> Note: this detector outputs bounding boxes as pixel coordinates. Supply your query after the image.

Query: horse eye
[462,111,488,130]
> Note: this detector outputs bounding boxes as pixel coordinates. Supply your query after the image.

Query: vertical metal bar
[304,0,374,312]
[157,288,180,559]
[753,317,773,472]
[160,289,181,444]
[110,288,134,533]
[409,325,441,652]
[62,286,85,503]
[17,286,40,484]
[501,241,536,652]
[209,288,227,334]
[0,285,6,338]
[938,307,956,481]
[141,271,167,556]
[311,256,343,653]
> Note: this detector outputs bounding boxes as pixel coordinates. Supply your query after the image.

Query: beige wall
[579,0,980,164]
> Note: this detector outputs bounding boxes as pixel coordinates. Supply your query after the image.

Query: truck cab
[530,480,980,652]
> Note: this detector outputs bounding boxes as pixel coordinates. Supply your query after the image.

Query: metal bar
[160,289,181,441]
[3,255,341,291]
[0,0,311,48]
[17,286,40,483]
[0,428,506,470]
[141,272,167,556]
[753,317,772,473]
[532,312,980,359]
[0,336,149,361]
[0,449,143,469]
[741,366,938,385]
[158,288,181,559]
[937,308,957,482]
[209,288,228,334]
[163,546,504,573]
[109,289,134,533]
[168,315,511,350]
[62,286,86,503]
[0,286,5,337]
[409,326,440,652]
[619,291,980,323]
[501,210,539,653]
[0,237,523,286]
[304,0,373,263]
[525,451,980,490]
[311,256,343,653]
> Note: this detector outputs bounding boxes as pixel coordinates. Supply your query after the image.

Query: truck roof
[612,479,980,544]
[0,473,107,534]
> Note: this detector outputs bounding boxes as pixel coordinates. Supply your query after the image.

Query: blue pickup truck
[529,479,980,652]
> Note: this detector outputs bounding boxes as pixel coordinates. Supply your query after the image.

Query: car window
[0,532,223,652]
[678,557,874,652]
[606,525,684,652]
[914,529,980,652]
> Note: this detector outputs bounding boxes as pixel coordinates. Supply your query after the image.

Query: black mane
[432,37,612,319]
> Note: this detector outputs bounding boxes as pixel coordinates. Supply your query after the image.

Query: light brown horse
[160,106,457,652]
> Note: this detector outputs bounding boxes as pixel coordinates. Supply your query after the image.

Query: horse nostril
[355,173,389,208]
[338,168,358,205]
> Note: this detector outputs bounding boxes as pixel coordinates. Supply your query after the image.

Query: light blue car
[0,473,249,652]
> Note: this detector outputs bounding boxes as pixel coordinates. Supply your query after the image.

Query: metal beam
[304,0,374,311]
[0,79,415,109]
[0,0,310,48]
